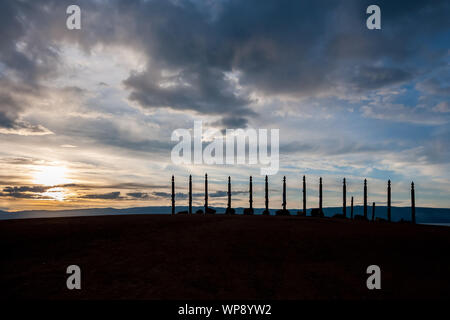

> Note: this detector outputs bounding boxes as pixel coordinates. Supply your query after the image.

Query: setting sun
[32,166,72,186]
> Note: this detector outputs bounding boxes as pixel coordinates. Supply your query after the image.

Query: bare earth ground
[0,214,449,299]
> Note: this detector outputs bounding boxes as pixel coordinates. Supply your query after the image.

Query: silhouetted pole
[343,178,347,217]
[364,179,368,219]
[204,173,208,214]
[387,180,391,222]
[351,196,354,219]
[372,202,375,221]
[249,176,253,210]
[227,176,231,210]
[319,177,323,213]
[282,176,287,210]
[302,175,306,214]
[265,175,269,212]
[411,182,416,224]
[171,175,175,215]
[189,175,192,215]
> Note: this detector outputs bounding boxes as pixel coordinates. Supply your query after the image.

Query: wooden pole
[319,177,323,214]
[189,175,192,215]
[204,173,208,214]
[171,175,175,215]
[411,182,416,224]
[249,176,253,210]
[265,175,269,212]
[343,178,347,217]
[303,175,306,214]
[227,176,231,211]
[387,180,391,222]
[351,196,354,219]
[282,176,287,211]
[364,179,367,219]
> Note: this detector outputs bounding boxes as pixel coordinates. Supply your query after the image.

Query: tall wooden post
[204,173,208,214]
[227,176,231,211]
[372,202,375,221]
[302,175,306,214]
[189,175,192,215]
[387,180,391,222]
[343,178,347,217]
[282,176,287,211]
[249,176,253,210]
[363,179,367,219]
[411,182,416,224]
[319,177,323,214]
[351,196,354,219]
[171,175,175,215]
[265,175,269,212]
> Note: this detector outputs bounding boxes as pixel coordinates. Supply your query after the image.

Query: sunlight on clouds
[0,123,53,136]
[42,187,66,201]
[32,165,72,186]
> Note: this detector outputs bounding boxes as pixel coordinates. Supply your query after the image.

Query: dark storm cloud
[152,191,187,199]
[0,93,20,129]
[127,192,150,199]
[0,192,51,199]
[0,0,59,133]
[223,0,447,96]
[127,192,164,200]
[0,184,171,200]
[3,186,51,193]
[0,0,88,134]
[117,0,449,122]
[209,190,247,198]
[0,89,27,129]
[0,81,49,134]
[124,66,256,118]
[0,185,53,199]
[1,0,449,132]
[213,116,249,129]
[80,191,123,200]
[0,0,67,81]
[348,66,413,91]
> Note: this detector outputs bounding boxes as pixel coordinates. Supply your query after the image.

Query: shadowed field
[1,214,449,299]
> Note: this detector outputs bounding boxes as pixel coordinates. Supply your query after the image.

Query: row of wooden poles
[171,174,416,223]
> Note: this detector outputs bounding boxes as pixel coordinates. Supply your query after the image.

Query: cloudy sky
[0,0,449,211]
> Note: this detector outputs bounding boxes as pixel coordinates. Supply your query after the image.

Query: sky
[0,0,449,212]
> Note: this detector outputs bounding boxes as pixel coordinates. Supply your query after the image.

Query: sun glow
[42,187,67,201]
[32,165,72,186]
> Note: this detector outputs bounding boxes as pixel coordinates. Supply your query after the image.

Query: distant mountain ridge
[1,206,450,224]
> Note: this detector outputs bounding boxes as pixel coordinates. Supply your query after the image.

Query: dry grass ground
[1,214,449,299]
